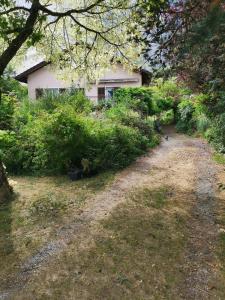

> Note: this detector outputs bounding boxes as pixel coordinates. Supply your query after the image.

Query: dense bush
[160,109,174,125]
[114,87,154,116]
[176,99,196,134]
[2,91,159,175]
[0,130,16,161]
[0,94,15,130]
[0,75,28,99]
[4,80,203,176]
[113,81,187,118]
[105,103,155,139]
[33,91,93,114]
[207,93,225,152]
[150,78,191,114]
[205,114,225,153]
[195,114,211,134]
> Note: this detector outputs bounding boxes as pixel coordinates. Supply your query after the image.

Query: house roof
[15,61,50,83]
[15,60,151,84]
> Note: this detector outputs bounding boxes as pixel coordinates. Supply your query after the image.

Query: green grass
[213,153,225,165]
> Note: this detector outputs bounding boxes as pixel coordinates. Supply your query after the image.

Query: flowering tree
[0,0,141,75]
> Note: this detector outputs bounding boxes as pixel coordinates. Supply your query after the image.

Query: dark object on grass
[84,169,98,178]
[68,167,83,181]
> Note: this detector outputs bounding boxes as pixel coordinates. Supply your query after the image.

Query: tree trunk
[0,162,12,202]
[0,1,40,203]
[0,1,40,74]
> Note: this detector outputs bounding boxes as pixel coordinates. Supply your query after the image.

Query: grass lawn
[0,172,115,288]
[14,185,188,300]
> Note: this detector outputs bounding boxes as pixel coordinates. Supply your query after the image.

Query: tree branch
[0,0,40,76]
[39,0,104,16]
[0,6,30,16]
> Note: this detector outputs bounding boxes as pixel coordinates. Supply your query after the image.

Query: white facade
[27,64,142,103]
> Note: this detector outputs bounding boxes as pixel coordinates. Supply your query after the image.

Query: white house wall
[87,65,142,103]
[28,65,70,99]
[27,64,142,101]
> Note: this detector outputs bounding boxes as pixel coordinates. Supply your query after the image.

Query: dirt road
[1,130,225,299]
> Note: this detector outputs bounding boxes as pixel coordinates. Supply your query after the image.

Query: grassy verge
[0,172,115,287]
[15,185,188,300]
[213,153,225,165]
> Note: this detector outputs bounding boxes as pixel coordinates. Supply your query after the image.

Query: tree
[0,0,141,201]
[135,0,224,90]
[0,0,141,78]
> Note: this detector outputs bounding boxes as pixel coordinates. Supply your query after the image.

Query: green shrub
[13,97,36,130]
[0,74,28,99]
[204,92,225,118]
[176,99,196,134]
[114,87,154,116]
[0,94,15,130]
[192,93,209,115]
[151,78,191,100]
[106,103,154,139]
[202,92,225,152]
[160,109,174,125]
[2,85,175,176]
[4,104,150,174]
[195,113,211,134]
[152,94,174,113]
[150,78,191,114]
[33,91,93,114]
[93,122,148,170]
[206,113,225,153]
[0,130,16,161]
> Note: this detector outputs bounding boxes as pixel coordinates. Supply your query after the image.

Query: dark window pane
[98,87,105,100]
[36,88,44,98]
[59,88,66,94]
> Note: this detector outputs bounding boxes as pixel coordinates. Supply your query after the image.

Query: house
[15,61,151,103]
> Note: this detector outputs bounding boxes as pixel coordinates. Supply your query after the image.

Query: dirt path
[0,130,223,299]
[178,140,220,299]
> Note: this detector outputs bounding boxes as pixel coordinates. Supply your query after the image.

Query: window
[36,88,44,98]
[105,87,119,99]
[98,87,119,101]
[35,88,67,99]
[59,88,66,94]
[98,87,105,100]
